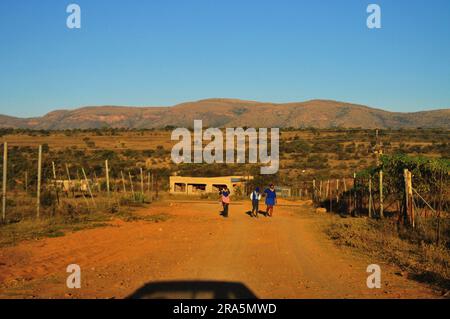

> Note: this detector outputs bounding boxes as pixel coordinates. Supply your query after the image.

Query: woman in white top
[250,187,262,218]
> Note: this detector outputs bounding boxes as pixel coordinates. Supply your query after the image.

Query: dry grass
[0,192,169,248]
[323,215,450,292]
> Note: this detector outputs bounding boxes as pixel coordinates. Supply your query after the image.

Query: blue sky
[0,0,449,117]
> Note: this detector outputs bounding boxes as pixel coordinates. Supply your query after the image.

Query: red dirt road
[0,200,440,299]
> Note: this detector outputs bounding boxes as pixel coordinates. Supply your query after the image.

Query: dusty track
[0,200,439,298]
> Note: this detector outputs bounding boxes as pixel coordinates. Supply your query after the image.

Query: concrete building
[50,179,94,193]
[169,175,252,196]
[274,186,292,198]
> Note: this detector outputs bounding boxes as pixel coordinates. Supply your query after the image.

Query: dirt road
[0,200,439,298]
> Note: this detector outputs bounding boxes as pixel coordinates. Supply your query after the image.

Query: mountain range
[0,99,449,129]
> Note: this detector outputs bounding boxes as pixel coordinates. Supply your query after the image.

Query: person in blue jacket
[264,184,277,217]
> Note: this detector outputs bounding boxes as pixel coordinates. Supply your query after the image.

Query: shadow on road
[127,280,258,299]
[245,210,268,218]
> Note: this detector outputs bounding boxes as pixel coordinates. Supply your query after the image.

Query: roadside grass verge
[0,194,170,248]
[323,215,450,292]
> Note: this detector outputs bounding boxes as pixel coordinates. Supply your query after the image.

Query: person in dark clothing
[249,187,261,217]
[219,187,231,217]
[264,184,277,217]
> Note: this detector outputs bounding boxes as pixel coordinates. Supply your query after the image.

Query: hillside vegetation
[1,99,449,129]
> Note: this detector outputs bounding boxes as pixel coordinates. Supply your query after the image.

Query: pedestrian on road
[220,187,231,218]
[264,184,277,217]
[250,187,261,217]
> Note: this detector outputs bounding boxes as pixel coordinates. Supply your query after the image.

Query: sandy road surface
[0,200,439,298]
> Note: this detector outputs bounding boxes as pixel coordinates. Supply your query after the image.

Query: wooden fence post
[140,167,144,194]
[65,164,72,197]
[105,160,110,197]
[328,179,332,212]
[76,169,90,207]
[52,161,60,206]
[36,145,42,218]
[94,172,101,192]
[436,170,443,245]
[155,174,159,199]
[147,171,152,203]
[336,179,339,203]
[2,142,7,222]
[312,179,316,204]
[140,167,144,202]
[404,169,414,227]
[409,170,415,228]
[368,176,373,218]
[25,171,28,194]
[128,172,135,199]
[353,172,357,216]
[82,167,96,207]
[120,171,127,193]
[151,172,154,200]
[319,180,322,201]
[379,170,384,218]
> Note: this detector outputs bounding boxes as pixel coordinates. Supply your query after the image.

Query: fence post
[147,171,152,203]
[121,171,127,193]
[379,170,384,218]
[312,179,316,204]
[336,179,339,203]
[353,172,358,216]
[140,167,144,195]
[52,161,60,206]
[155,173,159,199]
[151,172,154,200]
[94,172,101,192]
[409,170,414,228]
[2,142,7,222]
[403,169,409,225]
[82,167,96,207]
[25,171,28,194]
[403,169,414,227]
[128,172,135,199]
[37,145,42,218]
[368,176,373,218]
[76,169,90,207]
[328,179,332,212]
[436,170,443,245]
[319,180,323,201]
[105,160,110,197]
[65,164,72,197]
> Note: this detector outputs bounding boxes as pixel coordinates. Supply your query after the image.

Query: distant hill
[0,99,449,129]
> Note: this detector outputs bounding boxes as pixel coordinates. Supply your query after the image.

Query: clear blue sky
[1,0,449,117]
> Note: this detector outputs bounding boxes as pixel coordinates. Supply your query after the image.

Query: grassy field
[322,214,450,293]
[0,192,169,248]
[0,128,448,185]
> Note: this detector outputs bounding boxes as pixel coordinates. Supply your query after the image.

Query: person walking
[249,187,261,217]
[220,187,231,218]
[264,184,277,217]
